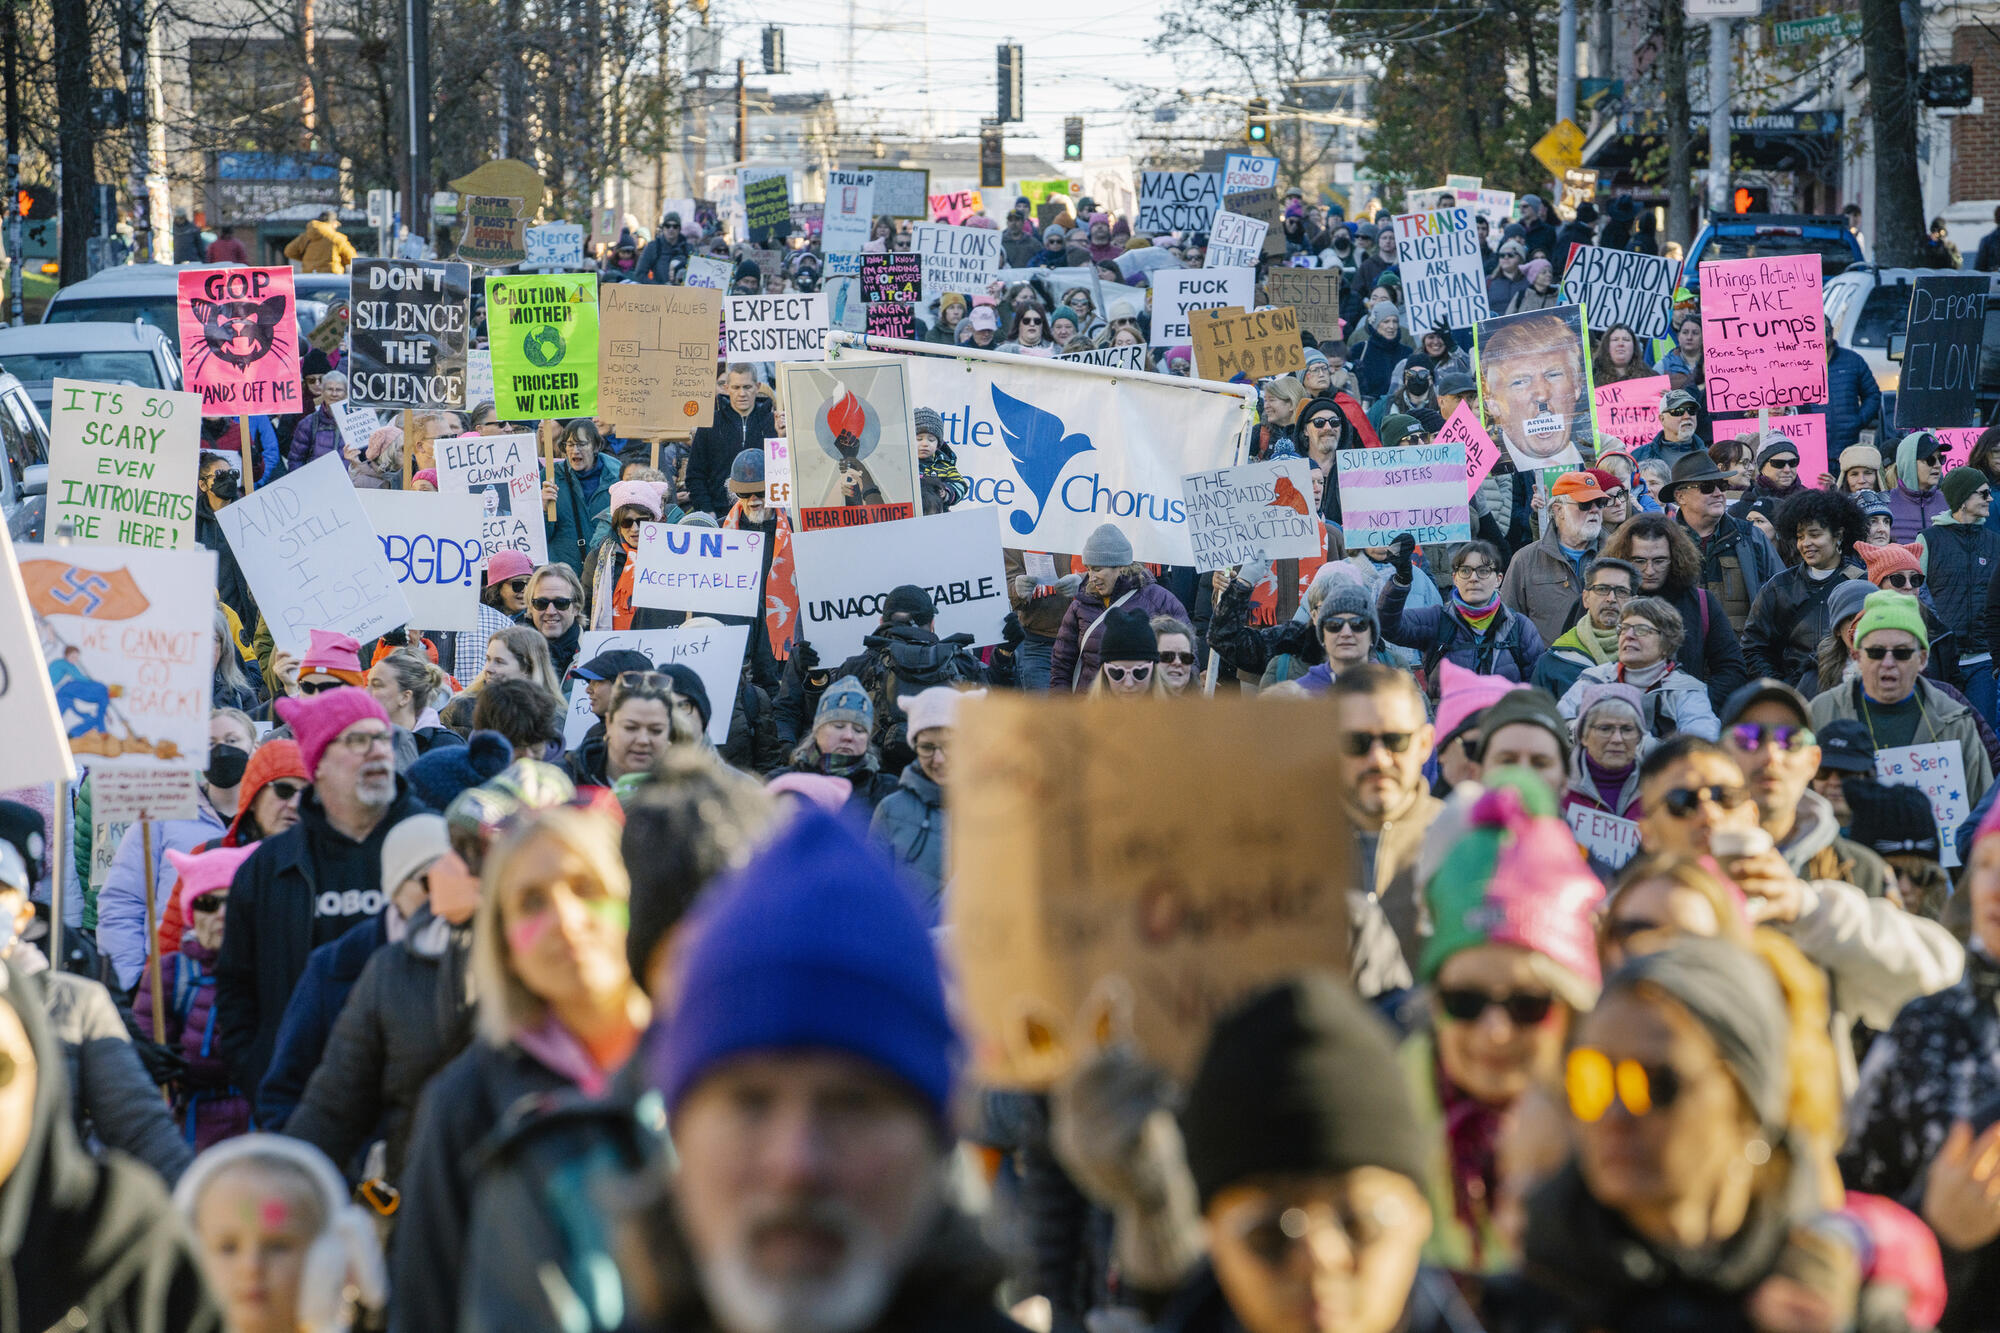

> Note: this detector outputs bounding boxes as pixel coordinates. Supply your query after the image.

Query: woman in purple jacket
[287,369,350,470]
[1051,523,1191,691]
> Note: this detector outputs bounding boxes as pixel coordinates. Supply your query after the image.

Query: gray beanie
[1081,522,1134,568]
[814,676,873,731]
[1604,938,1790,1132]
[1369,300,1399,330]
[913,406,944,439]
[1826,577,1875,632]
[1312,581,1379,638]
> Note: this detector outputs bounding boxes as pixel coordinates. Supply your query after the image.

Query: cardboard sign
[1474,304,1595,469]
[823,169,877,253]
[523,222,585,268]
[214,452,411,653]
[1566,805,1641,869]
[1336,441,1473,548]
[1204,212,1269,270]
[1055,344,1147,371]
[1876,741,1968,868]
[765,436,794,510]
[1264,268,1343,342]
[865,304,915,339]
[792,506,1010,661]
[1699,254,1827,413]
[47,379,202,549]
[487,273,599,420]
[1593,375,1672,449]
[1222,154,1280,194]
[928,189,983,225]
[1394,208,1486,332]
[90,768,201,823]
[870,168,931,220]
[0,524,76,786]
[1559,246,1679,340]
[946,692,1351,1087]
[1181,458,1321,569]
[1151,267,1255,347]
[861,253,922,304]
[176,266,301,415]
[457,194,528,266]
[912,223,1003,302]
[559,623,748,748]
[725,293,828,361]
[1223,187,1287,259]
[347,259,473,409]
[598,284,721,435]
[631,522,765,617]
[1190,306,1305,383]
[685,255,733,291]
[1437,401,1500,497]
[432,431,551,568]
[1764,414,1830,489]
[464,348,494,408]
[1897,276,1990,430]
[777,358,921,527]
[355,489,485,631]
[306,299,349,355]
[744,173,793,244]
[1138,171,1222,234]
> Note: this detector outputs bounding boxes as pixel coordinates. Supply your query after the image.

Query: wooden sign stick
[239,416,256,493]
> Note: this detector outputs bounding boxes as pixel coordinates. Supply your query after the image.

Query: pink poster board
[1593,375,1671,449]
[928,190,985,225]
[1938,427,1987,470]
[176,266,303,416]
[1698,254,1826,414]
[1437,401,1499,497]
[1763,414,1829,489]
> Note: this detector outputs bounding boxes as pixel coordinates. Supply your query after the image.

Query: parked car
[1822,266,2000,424]
[0,369,49,542]
[0,321,183,424]
[42,263,345,354]
[1685,214,1865,294]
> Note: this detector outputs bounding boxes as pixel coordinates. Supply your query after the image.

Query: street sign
[1772,12,1860,43]
[1687,0,1760,16]
[1531,119,1586,179]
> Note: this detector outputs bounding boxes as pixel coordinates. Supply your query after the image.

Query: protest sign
[1437,401,1499,497]
[777,359,921,530]
[214,453,411,653]
[1394,208,1486,332]
[1055,344,1147,371]
[456,195,528,266]
[91,768,201,823]
[684,255,733,290]
[912,223,1003,301]
[464,348,494,409]
[1137,171,1222,234]
[883,347,1251,565]
[0,524,76,786]
[1764,414,1830,488]
[355,489,485,631]
[1559,246,1679,340]
[1151,267,1254,347]
[866,305,915,339]
[1221,187,1287,258]
[947,693,1350,1087]
[332,400,378,463]
[176,266,301,415]
[1222,154,1280,194]
[47,378,202,549]
[631,522,765,617]
[928,189,983,224]
[725,293,828,361]
[861,253,921,304]
[870,168,930,220]
[1939,427,1987,471]
[823,169,876,253]
[523,222,585,268]
[1877,741,1968,868]
[1699,254,1827,413]
[487,272,599,420]
[1566,805,1641,869]
[1593,375,1671,449]
[744,173,792,243]
[1263,268,1342,342]
[1336,441,1473,548]
[1896,276,1990,429]
[765,436,794,511]
[1204,211,1269,270]
[559,623,748,748]
[307,299,348,356]
[597,284,720,435]
[1474,304,1595,469]
[825,276,867,334]
[1189,306,1305,383]
[17,543,217,771]
[1180,458,1320,569]
[346,259,472,409]
[792,507,1009,661]
[433,431,550,567]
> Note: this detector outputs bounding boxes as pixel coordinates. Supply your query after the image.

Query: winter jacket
[1504,283,1562,313]
[1498,520,1595,645]
[0,961,223,1333]
[131,936,249,1153]
[287,404,343,471]
[1205,575,1324,681]
[1344,329,1414,402]
[1810,677,1995,811]
[1485,269,1529,316]
[1629,430,1709,471]
[1677,513,1783,632]
[1801,345,1882,458]
[870,763,946,907]
[253,912,389,1130]
[286,909,474,1189]
[546,455,616,573]
[1741,562,1867,684]
[1529,621,1616,699]
[1559,660,1721,740]
[1050,570,1191,692]
[1349,789,1443,971]
[97,797,228,991]
[1005,548,1079,640]
[718,678,785,776]
[195,505,256,631]
[1888,430,1948,542]
[283,218,357,274]
[1002,228,1040,267]
[685,396,777,516]
[1922,514,2000,656]
[1647,581,1748,709]
[1378,578,1546,695]
[634,232,690,284]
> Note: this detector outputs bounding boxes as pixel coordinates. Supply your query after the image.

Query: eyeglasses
[1159,651,1199,666]
[1436,988,1556,1026]
[1322,616,1370,634]
[1618,621,1662,638]
[1308,415,1337,429]
[1585,584,1633,598]
[1659,783,1754,817]
[190,893,226,915]
[1223,1196,1401,1266]
[333,727,394,755]
[1566,1048,1684,1122]
[531,596,575,611]
[1585,722,1641,741]
[1863,645,1920,661]
[1881,572,1925,590]
[1728,722,1815,752]
[266,780,307,802]
[1631,555,1672,571]
[915,739,950,759]
[1343,730,1415,757]
[297,678,344,696]
[1103,663,1153,683]
[1454,564,1499,580]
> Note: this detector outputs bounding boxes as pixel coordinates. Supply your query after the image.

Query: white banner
[1394,208,1486,332]
[355,489,485,631]
[1204,213,1269,271]
[1150,268,1255,347]
[912,223,1003,302]
[631,522,765,617]
[880,349,1251,565]
[725,294,827,361]
[792,507,1010,662]
[432,431,550,569]
[47,378,203,550]
[559,623,749,747]
[524,222,586,268]
[0,523,77,786]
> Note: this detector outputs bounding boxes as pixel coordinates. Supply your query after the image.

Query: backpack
[863,625,977,723]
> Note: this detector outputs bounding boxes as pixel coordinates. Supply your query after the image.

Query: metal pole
[1706,18,1733,217]
[735,59,747,165]
[1557,0,1579,126]
[3,0,20,324]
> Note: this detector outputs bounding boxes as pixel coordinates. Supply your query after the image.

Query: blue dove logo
[988,386,1095,535]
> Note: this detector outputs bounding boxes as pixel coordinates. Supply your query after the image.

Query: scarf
[1452,589,1500,635]
[724,501,797,661]
[1436,1050,1504,1265]
[1573,618,1620,663]
[1619,658,1672,690]
[1585,752,1636,813]
[513,1013,625,1099]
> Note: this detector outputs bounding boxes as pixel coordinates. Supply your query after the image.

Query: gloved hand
[792,639,819,674]
[1389,533,1416,583]
[1236,560,1272,593]
[1012,574,1039,600]
[1054,572,1084,596]
[132,1037,188,1088]
[1001,611,1025,649]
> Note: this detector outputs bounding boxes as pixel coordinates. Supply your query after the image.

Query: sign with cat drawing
[176,266,303,416]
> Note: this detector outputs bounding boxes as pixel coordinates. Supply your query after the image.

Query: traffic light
[761,25,784,75]
[980,122,1005,188]
[1920,65,1974,107]
[1246,97,1271,145]
[1064,116,1083,161]
[15,184,54,220]
[1733,186,1770,214]
[997,44,1024,123]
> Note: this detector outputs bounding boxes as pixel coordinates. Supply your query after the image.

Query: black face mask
[206,745,250,789]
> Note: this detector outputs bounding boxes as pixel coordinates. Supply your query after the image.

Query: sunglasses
[531,596,575,611]
[1343,730,1415,757]
[1765,458,1799,470]
[266,780,307,802]
[502,577,530,595]
[1566,1048,1684,1122]
[1308,415,1337,429]
[1688,480,1728,496]
[616,671,673,689]
[1436,988,1556,1026]
[1660,783,1754,817]
[1881,572,1925,590]
[1158,651,1198,666]
[1572,498,1609,512]
[1019,316,1044,325]
[1103,663,1153,683]
[617,515,645,529]
[297,678,344,696]
[1322,616,1370,634]
[190,892,227,915]
[1728,722,1815,752]
[1863,645,1919,661]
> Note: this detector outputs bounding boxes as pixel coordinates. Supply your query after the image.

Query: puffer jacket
[1558,659,1721,740]
[1050,569,1191,692]
[1801,344,1882,457]
[1529,622,1617,699]
[1344,327,1414,402]
[869,763,946,908]
[283,217,357,273]
[132,935,250,1152]
[288,404,344,471]
[1922,514,2000,654]
[1377,577,1546,695]
[1741,560,1867,683]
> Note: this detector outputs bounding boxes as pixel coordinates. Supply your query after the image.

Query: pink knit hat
[609,479,665,520]
[275,686,392,778]
[1434,662,1517,747]
[486,549,535,584]
[765,772,852,813]
[300,629,363,681]
[167,844,258,920]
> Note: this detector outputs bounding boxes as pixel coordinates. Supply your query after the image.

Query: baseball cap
[1815,719,1876,775]
[1718,678,1813,731]
[1660,389,1699,414]
[1551,471,1608,504]
[969,306,998,332]
[571,649,655,683]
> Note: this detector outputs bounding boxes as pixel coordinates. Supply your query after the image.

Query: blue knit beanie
[815,675,873,730]
[405,732,514,812]
[653,810,957,1117]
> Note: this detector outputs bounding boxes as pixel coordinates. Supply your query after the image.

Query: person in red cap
[1500,469,1607,645]
[214,687,427,1094]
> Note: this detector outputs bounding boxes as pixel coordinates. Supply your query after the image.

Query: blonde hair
[371,648,445,715]
[472,625,563,699]
[1086,661,1169,698]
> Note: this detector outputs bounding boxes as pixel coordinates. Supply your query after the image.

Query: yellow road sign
[1532,119,1587,178]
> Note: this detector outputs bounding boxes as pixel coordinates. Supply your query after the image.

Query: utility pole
[735,58,746,163]
[1706,18,1732,217]
[3,0,20,322]
[123,0,169,263]
[1557,0,1579,125]
[403,0,430,254]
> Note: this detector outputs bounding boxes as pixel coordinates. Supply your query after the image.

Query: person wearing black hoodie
[195,453,256,631]
[684,366,776,516]
[0,960,223,1333]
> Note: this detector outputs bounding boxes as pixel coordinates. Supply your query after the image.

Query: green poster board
[488,272,600,420]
